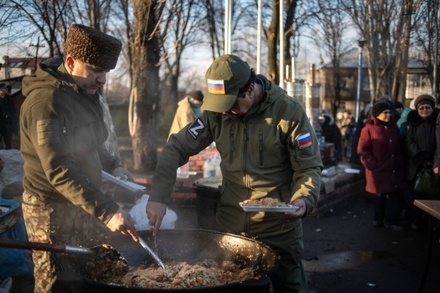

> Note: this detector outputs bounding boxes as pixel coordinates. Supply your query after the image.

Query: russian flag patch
[297,132,312,149]
[207,79,225,94]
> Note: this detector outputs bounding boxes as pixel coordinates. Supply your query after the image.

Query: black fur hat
[64,24,122,70]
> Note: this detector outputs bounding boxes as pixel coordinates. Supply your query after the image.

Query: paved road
[302,192,440,293]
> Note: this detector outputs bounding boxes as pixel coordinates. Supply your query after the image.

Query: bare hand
[146,201,167,236]
[275,198,307,221]
[112,166,134,182]
[434,167,439,175]
[106,207,138,242]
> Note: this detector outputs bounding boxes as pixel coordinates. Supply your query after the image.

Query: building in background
[316,48,430,114]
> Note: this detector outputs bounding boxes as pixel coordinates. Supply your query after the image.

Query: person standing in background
[357,102,406,231]
[394,101,404,121]
[396,100,414,138]
[321,113,343,162]
[350,103,372,165]
[20,24,138,293]
[0,83,18,149]
[434,108,440,178]
[168,90,204,139]
[404,94,439,230]
[338,110,355,161]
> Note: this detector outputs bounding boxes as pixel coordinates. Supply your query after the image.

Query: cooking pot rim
[77,229,280,291]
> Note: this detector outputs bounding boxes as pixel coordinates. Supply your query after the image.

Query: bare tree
[391,0,417,103]
[343,0,422,103]
[69,0,112,31]
[308,0,352,115]
[6,0,76,59]
[160,0,205,106]
[266,0,300,84]
[129,0,163,172]
[411,0,439,97]
[203,0,223,59]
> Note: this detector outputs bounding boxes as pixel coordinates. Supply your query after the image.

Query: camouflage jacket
[20,63,120,223]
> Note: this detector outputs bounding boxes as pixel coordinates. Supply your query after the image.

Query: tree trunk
[129,0,161,172]
[267,0,279,83]
[395,0,412,103]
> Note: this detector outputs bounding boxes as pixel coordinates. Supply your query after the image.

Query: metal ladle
[137,237,166,269]
[0,238,129,278]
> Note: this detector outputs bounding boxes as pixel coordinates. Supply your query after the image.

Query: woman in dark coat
[357,102,406,231]
[405,94,439,230]
[321,113,343,161]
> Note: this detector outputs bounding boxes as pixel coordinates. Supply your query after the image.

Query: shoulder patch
[297,132,312,149]
[37,119,60,145]
[188,118,205,139]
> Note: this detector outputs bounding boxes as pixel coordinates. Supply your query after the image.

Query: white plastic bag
[129,194,178,230]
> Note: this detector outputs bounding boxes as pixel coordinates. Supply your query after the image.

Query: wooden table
[414,200,440,220]
[414,199,440,293]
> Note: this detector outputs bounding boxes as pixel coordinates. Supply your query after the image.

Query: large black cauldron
[72,229,279,293]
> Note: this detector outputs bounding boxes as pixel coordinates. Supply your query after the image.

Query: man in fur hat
[20,24,138,293]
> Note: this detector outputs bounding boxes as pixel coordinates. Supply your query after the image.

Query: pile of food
[87,257,255,289]
[240,198,290,207]
[85,244,129,283]
[122,260,254,289]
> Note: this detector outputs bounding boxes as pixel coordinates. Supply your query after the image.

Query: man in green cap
[20,24,138,293]
[146,54,322,292]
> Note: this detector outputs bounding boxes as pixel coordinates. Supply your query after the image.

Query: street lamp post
[355,40,366,122]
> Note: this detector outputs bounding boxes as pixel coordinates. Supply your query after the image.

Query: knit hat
[64,24,122,70]
[413,94,436,109]
[202,54,251,113]
[190,90,204,102]
[394,101,404,109]
[372,102,390,117]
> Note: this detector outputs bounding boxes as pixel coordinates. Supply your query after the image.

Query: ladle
[0,238,129,278]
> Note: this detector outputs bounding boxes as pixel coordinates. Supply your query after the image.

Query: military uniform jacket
[151,75,322,236]
[20,63,120,223]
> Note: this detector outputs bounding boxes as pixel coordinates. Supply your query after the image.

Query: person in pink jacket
[357,102,406,231]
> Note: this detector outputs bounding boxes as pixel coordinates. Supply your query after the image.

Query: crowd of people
[338,95,439,232]
[320,94,440,232]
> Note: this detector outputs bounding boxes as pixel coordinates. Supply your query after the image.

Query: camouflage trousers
[21,191,110,293]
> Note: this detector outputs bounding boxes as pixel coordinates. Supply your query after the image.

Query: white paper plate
[101,171,146,193]
[344,168,361,174]
[239,202,299,213]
